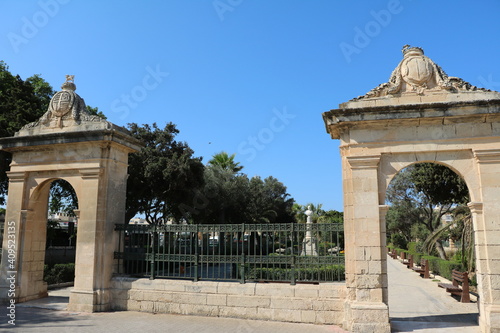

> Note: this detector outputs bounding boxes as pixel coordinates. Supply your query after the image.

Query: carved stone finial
[61,74,76,92]
[402,44,424,57]
[18,75,109,133]
[350,45,490,102]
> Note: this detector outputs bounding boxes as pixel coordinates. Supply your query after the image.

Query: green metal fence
[114,223,345,284]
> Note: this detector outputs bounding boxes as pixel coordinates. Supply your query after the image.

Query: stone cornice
[79,167,103,179]
[6,171,27,183]
[323,99,500,139]
[474,149,500,164]
[0,129,143,154]
[347,155,380,169]
[467,202,483,214]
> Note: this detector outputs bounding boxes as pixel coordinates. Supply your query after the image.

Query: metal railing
[114,223,345,284]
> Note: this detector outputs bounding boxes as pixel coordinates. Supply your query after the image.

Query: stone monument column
[300,206,318,256]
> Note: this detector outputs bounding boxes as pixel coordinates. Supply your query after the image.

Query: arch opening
[384,162,478,324]
[44,179,79,286]
[23,178,79,302]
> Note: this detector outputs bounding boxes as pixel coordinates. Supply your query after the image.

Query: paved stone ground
[0,258,482,332]
[0,288,348,333]
[388,255,480,332]
[0,307,348,333]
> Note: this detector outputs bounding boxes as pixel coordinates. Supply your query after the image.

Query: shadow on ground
[0,306,90,331]
[391,313,479,332]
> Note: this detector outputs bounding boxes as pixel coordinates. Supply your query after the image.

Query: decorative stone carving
[353,45,490,100]
[19,75,110,134]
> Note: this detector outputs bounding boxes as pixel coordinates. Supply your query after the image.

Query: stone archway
[323,45,500,332]
[0,76,141,312]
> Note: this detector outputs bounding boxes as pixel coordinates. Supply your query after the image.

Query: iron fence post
[150,226,156,280]
[240,223,245,284]
[194,224,199,282]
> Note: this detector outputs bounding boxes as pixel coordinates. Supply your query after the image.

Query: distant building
[129,217,148,225]
[48,212,77,230]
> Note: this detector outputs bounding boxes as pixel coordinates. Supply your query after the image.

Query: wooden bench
[402,254,413,269]
[388,248,397,259]
[411,259,429,278]
[438,270,470,303]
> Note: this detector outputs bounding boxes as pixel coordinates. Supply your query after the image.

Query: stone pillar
[379,204,390,304]
[68,144,131,312]
[343,155,390,333]
[472,149,500,332]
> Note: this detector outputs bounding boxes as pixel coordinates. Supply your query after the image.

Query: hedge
[247,265,345,282]
[44,263,75,285]
[387,244,466,282]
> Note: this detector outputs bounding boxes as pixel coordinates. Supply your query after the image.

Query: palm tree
[421,204,474,271]
[208,152,243,173]
[453,205,474,272]
[293,203,324,223]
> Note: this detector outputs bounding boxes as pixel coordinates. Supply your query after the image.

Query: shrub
[390,233,408,250]
[246,265,345,282]
[44,263,75,285]
[407,242,418,253]
[421,255,462,281]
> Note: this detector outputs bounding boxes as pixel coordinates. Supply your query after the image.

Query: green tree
[125,122,205,224]
[183,159,294,225]
[386,163,469,259]
[245,176,294,224]
[293,203,325,223]
[207,152,243,173]
[190,166,247,224]
[48,179,78,216]
[318,209,344,224]
[453,205,474,271]
[0,62,54,204]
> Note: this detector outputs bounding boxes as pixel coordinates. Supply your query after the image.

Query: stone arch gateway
[323,46,500,333]
[0,76,141,312]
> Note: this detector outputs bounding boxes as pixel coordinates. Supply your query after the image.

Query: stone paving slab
[0,306,348,333]
[387,254,480,332]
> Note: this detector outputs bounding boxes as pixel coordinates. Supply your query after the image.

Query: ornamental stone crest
[50,75,77,127]
[18,75,110,135]
[351,45,491,102]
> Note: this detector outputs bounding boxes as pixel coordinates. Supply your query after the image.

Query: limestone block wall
[110,277,346,325]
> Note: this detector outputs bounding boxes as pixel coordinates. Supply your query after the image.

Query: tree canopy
[386,162,469,259]
[0,62,55,204]
[208,151,243,174]
[125,122,205,224]
[179,154,295,225]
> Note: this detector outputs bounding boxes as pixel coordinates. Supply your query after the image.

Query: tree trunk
[435,240,447,260]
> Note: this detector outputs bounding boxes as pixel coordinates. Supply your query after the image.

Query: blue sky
[1,0,499,212]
